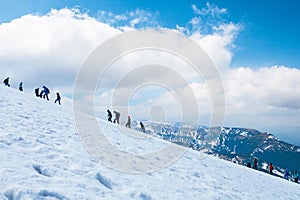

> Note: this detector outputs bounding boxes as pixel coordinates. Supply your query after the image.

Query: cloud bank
[0,8,121,91]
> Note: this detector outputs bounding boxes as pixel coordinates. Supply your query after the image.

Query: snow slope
[0,86,299,200]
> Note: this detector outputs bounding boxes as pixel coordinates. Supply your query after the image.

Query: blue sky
[1,0,300,68]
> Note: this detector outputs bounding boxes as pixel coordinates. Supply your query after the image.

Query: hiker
[247,162,251,168]
[41,86,50,100]
[35,88,40,97]
[113,111,120,124]
[54,92,61,105]
[284,169,290,180]
[269,163,273,175]
[125,116,131,128]
[107,110,112,122]
[293,170,299,183]
[140,122,145,133]
[253,158,258,170]
[3,77,10,87]
[19,82,23,91]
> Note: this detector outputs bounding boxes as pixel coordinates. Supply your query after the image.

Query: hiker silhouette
[3,77,10,87]
[113,111,120,124]
[54,92,61,105]
[125,116,131,128]
[107,110,112,122]
[140,122,145,133]
[41,86,50,101]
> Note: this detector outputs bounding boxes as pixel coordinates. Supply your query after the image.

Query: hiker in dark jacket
[3,77,10,87]
[113,111,120,124]
[247,162,251,168]
[54,92,61,105]
[41,86,50,100]
[284,169,290,180]
[107,110,112,122]
[19,82,23,91]
[293,170,299,183]
[35,88,40,97]
[253,158,258,170]
[125,116,131,128]
[140,122,145,133]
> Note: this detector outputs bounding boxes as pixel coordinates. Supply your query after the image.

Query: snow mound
[0,86,299,199]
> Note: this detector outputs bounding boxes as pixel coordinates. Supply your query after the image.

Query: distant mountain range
[133,121,300,176]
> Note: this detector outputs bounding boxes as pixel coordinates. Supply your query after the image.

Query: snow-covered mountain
[1,85,300,199]
[139,122,300,177]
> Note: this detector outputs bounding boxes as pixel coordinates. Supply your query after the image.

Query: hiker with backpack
[35,88,40,97]
[3,77,10,87]
[40,86,50,100]
[113,111,120,124]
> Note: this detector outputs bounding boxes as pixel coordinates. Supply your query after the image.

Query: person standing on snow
[293,170,299,183]
[125,116,131,128]
[19,82,23,91]
[107,110,112,122]
[113,111,120,124]
[269,163,274,175]
[140,122,145,133]
[284,169,290,180]
[35,88,40,97]
[41,86,50,100]
[247,162,251,168]
[54,92,61,105]
[3,77,10,87]
[253,158,258,170]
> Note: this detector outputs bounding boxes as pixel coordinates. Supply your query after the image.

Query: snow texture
[0,86,300,199]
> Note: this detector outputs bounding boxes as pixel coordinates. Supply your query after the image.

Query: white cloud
[177,2,242,73]
[226,66,300,110]
[224,66,300,129]
[191,3,227,17]
[97,9,159,29]
[184,2,230,35]
[187,22,240,74]
[0,8,121,90]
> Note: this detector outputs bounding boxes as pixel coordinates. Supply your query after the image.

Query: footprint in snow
[139,193,152,200]
[4,189,22,200]
[33,164,52,177]
[96,173,113,190]
[38,190,68,200]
